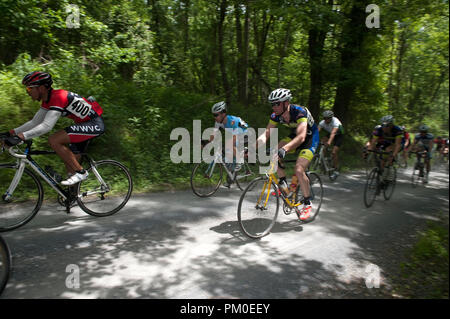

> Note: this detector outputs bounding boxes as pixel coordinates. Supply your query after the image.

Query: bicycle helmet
[419,124,429,133]
[380,115,394,126]
[268,88,292,103]
[323,110,334,119]
[22,71,53,88]
[211,101,227,113]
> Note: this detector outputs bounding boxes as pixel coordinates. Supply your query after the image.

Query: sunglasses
[213,113,221,117]
[271,102,282,107]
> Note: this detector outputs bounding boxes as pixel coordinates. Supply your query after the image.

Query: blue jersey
[214,115,248,135]
[414,133,434,150]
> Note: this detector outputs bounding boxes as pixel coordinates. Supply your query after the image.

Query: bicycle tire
[237,177,279,239]
[383,166,396,200]
[190,161,223,197]
[235,161,258,191]
[365,153,376,178]
[77,160,133,217]
[0,235,12,295]
[411,164,421,188]
[364,167,379,208]
[0,164,43,232]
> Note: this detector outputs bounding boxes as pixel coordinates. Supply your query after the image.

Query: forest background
[0,0,448,192]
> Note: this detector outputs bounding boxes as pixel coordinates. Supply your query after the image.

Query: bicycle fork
[2,161,26,202]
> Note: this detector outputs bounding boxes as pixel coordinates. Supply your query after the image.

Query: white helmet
[211,101,226,113]
[268,88,292,103]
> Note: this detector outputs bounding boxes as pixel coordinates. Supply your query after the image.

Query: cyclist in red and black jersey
[1,71,105,185]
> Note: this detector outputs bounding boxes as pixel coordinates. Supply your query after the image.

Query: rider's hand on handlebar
[277,147,287,159]
[0,131,11,138]
[4,136,23,147]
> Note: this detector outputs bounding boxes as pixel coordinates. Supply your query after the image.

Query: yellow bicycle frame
[256,160,301,210]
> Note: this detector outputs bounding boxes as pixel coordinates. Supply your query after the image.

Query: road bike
[237,157,323,239]
[310,143,339,181]
[0,138,133,232]
[190,145,258,197]
[411,150,429,187]
[363,149,397,208]
[0,235,11,295]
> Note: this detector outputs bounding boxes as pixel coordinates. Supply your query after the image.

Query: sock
[76,169,86,174]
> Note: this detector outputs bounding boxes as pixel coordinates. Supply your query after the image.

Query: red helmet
[22,71,53,88]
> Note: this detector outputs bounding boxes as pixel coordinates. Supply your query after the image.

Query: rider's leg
[332,145,339,169]
[295,156,310,199]
[48,130,84,174]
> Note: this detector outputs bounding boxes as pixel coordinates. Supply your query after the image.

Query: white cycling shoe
[61,171,89,186]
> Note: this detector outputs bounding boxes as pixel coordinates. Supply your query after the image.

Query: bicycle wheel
[237,177,279,239]
[0,164,43,232]
[77,160,133,217]
[297,172,323,221]
[383,166,396,200]
[411,163,421,188]
[397,155,407,169]
[0,235,12,295]
[364,167,379,208]
[190,161,223,197]
[365,153,376,178]
[235,161,258,191]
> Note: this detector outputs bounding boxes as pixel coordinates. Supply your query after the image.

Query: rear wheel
[296,172,323,222]
[190,161,223,197]
[235,160,258,191]
[0,235,12,295]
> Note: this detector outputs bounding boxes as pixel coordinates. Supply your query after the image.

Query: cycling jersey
[318,117,344,135]
[214,115,248,135]
[42,89,103,123]
[372,125,403,148]
[269,104,319,160]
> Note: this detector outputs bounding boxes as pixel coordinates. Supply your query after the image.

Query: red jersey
[42,89,103,124]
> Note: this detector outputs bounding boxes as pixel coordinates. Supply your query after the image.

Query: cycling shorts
[280,129,319,161]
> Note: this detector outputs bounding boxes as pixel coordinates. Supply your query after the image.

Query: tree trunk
[218,0,231,104]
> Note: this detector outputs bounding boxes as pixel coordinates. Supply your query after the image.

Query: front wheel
[364,167,379,208]
[411,163,422,188]
[0,164,43,232]
[0,235,12,295]
[237,177,279,239]
[77,160,133,217]
[383,166,396,200]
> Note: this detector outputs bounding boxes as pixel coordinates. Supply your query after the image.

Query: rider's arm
[12,107,48,136]
[20,110,61,140]
[327,127,339,145]
[283,121,307,152]
[255,122,277,149]
[367,136,378,151]
[392,136,402,158]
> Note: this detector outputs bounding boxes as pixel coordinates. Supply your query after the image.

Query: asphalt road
[1,166,448,299]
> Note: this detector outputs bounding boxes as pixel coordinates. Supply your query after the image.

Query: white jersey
[319,117,344,134]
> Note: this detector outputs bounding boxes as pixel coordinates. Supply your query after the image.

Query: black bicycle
[0,138,133,232]
[363,150,397,208]
[411,150,429,187]
[0,235,11,295]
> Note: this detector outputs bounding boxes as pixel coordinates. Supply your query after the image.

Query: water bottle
[45,166,62,183]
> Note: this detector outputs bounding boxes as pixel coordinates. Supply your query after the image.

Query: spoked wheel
[364,167,379,208]
[397,155,408,169]
[235,161,258,191]
[0,235,12,295]
[383,166,396,200]
[237,177,279,239]
[296,172,323,222]
[190,161,223,197]
[77,160,133,217]
[365,153,377,178]
[0,164,43,232]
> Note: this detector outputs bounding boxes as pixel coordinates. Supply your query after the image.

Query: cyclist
[433,136,446,157]
[0,71,104,186]
[400,125,411,164]
[208,101,249,187]
[255,88,319,221]
[366,115,402,181]
[318,110,344,179]
[411,124,434,183]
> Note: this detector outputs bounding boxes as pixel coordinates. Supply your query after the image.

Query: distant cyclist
[255,88,319,221]
[411,124,434,183]
[318,110,344,179]
[208,101,249,187]
[366,115,402,181]
[0,71,104,186]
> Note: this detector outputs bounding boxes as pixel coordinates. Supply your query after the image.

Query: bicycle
[237,156,323,239]
[190,144,258,197]
[0,235,11,295]
[363,149,397,208]
[411,150,429,187]
[310,143,339,181]
[0,138,133,232]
